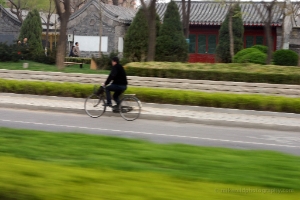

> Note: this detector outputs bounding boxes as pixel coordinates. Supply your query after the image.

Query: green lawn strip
[1,78,300,113]
[0,127,299,191]
[0,156,298,200]
[0,60,109,74]
[125,62,300,84]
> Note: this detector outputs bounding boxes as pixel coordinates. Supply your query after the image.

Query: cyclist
[102,57,128,110]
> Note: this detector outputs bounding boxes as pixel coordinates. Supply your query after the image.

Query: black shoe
[102,103,112,107]
[112,105,120,113]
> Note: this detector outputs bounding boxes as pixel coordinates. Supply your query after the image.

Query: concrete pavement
[1,92,300,132]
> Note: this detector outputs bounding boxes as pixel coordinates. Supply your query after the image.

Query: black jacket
[105,63,128,86]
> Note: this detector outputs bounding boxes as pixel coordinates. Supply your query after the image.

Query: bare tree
[253,0,277,64]
[8,0,28,23]
[54,0,71,69]
[141,0,157,61]
[70,0,87,12]
[40,0,56,49]
[181,0,191,38]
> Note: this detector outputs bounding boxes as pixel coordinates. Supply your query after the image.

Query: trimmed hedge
[124,62,300,84]
[273,49,299,66]
[1,79,300,114]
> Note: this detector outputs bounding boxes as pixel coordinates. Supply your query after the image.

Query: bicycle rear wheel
[84,94,106,118]
[119,96,141,121]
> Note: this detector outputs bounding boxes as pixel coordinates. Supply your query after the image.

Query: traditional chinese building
[156,1,300,63]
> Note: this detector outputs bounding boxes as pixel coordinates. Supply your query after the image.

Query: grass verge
[0,60,109,74]
[0,127,300,191]
[0,156,298,200]
[125,62,300,84]
[1,78,300,113]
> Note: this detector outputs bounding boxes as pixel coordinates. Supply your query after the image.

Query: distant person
[73,42,80,57]
[22,37,28,46]
[20,37,29,60]
[69,45,75,57]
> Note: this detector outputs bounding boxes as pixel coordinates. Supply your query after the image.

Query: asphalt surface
[1,107,299,156]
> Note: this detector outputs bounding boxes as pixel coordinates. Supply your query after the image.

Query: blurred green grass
[0,127,299,190]
[0,60,109,74]
[0,156,298,200]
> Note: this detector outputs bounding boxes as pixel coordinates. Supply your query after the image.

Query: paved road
[1,108,299,156]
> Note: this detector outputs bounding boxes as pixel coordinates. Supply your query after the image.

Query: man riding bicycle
[102,57,128,110]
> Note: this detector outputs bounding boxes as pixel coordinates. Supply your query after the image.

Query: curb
[1,103,300,132]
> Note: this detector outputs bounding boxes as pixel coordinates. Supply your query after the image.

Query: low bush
[92,51,119,70]
[1,79,300,113]
[0,42,20,62]
[238,51,267,65]
[32,51,56,65]
[233,48,266,64]
[251,45,268,54]
[273,49,299,66]
[233,48,259,63]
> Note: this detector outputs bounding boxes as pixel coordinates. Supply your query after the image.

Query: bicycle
[84,85,142,121]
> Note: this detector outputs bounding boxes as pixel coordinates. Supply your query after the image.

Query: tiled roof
[2,6,59,30]
[156,1,300,26]
[70,0,136,24]
[0,5,21,26]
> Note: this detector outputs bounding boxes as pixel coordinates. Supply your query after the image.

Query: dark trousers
[106,84,127,105]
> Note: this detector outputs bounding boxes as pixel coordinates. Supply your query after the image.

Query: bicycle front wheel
[119,96,141,121]
[84,94,106,118]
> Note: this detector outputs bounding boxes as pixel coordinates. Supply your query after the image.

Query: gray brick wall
[0,10,21,44]
[289,27,300,54]
[276,27,282,50]
[67,3,128,58]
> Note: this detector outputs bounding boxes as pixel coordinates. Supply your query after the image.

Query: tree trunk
[98,1,103,58]
[298,51,300,67]
[186,0,191,38]
[54,0,71,69]
[265,6,273,65]
[146,0,156,61]
[45,15,51,49]
[56,18,68,69]
[229,5,234,62]
[182,0,187,37]
[182,0,191,38]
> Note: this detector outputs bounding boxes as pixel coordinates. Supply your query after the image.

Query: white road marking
[247,135,300,144]
[1,119,300,149]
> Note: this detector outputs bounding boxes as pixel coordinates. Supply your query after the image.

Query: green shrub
[155,1,188,62]
[0,42,20,62]
[92,51,119,70]
[1,78,300,113]
[233,48,260,63]
[123,8,149,62]
[215,3,244,63]
[238,51,267,65]
[251,45,268,54]
[273,49,299,66]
